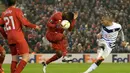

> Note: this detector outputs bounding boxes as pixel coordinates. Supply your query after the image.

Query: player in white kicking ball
[83,15,128,73]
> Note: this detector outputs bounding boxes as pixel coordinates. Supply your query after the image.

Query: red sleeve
[47,21,56,28]
[68,19,76,31]
[0,27,7,39]
[0,18,4,25]
[47,12,62,28]
[16,9,36,28]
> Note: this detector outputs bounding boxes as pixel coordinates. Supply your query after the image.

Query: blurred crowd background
[0,0,130,54]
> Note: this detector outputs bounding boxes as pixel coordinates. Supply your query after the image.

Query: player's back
[1,7,25,44]
[1,7,23,33]
[47,12,64,33]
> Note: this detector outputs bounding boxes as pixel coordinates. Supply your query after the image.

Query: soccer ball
[61,20,70,29]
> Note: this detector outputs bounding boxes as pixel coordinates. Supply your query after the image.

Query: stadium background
[0,0,130,54]
[0,0,130,73]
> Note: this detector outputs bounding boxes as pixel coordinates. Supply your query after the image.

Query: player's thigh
[47,33,64,42]
[55,33,64,41]
[16,40,29,55]
[52,39,67,56]
[9,44,18,55]
[102,47,112,59]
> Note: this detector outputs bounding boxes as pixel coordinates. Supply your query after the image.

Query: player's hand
[36,25,41,31]
[97,33,102,39]
[121,41,129,47]
[74,12,78,19]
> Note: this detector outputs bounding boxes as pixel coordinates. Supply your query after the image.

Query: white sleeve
[120,28,125,41]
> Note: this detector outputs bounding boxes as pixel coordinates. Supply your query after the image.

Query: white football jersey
[99,22,124,48]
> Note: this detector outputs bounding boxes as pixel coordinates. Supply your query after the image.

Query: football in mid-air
[61,20,70,29]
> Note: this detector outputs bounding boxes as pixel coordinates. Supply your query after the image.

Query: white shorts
[97,39,112,59]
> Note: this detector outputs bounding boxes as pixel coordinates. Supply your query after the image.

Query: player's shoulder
[54,11,62,15]
[2,7,22,16]
[14,7,22,12]
[112,22,122,28]
[51,11,62,20]
[52,11,62,17]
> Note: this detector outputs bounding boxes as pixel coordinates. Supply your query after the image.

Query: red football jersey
[47,12,76,33]
[0,6,36,44]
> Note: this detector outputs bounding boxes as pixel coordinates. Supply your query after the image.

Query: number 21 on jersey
[4,16,15,31]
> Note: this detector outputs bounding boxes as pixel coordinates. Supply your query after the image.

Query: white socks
[84,63,98,73]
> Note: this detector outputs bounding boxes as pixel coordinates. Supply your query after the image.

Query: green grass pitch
[3,63,130,73]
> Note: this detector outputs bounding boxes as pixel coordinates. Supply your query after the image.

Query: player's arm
[0,27,7,39]
[47,12,62,28]
[97,25,104,39]
[0,17,5,30]
[97,33,102,39]
[68,12,78,31]
[120,28,129,47]
[16,9,40,30]
[68,19,76,31]
[120,29,125,42]
[97,30,103,39]
[47,19,57,28]
[0,18,4,26]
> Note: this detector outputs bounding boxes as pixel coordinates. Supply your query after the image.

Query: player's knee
[22,53,30,62]
[95,58,104,66]
[12,55,18,62]
[56,51,62,58]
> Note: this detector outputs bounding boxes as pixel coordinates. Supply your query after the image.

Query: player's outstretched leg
[14,53,29,73]
[83,57,104,73]
[42,50,62,73]
[0,46,5,73]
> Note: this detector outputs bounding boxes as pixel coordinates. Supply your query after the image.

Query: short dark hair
[5,0,16,7]
[62,12,74,23]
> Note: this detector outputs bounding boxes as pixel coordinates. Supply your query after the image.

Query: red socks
[11,61,18,73]
[14,60,27,73]
[46,54,61,64]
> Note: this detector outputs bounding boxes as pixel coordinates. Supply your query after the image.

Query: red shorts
[46,32,67,56]
[0,46,5,52]
[7,31,29,55]
[9,39,29,56]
